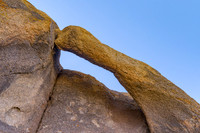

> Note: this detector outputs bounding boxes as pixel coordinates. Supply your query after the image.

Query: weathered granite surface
[1,0,200,133]
[38,70,149,133]
[55,26,200,133]
[0,0,61,132]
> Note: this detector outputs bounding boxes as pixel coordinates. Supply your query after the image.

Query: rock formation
[0,0,199,133]
[55,26,200,133]
[37,70,149,133]
[0,0,61,132]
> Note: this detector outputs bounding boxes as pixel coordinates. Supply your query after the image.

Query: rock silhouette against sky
[0,0,199,133]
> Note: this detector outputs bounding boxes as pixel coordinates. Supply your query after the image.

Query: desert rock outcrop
[0,0,200,133]
[55,26,200,133]
[37,70,149,133]
[0,0,61,132]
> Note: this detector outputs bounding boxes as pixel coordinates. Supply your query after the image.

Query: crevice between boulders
[35,73,59,133]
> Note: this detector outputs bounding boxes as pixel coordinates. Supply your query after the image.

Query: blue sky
[28,0,200,103]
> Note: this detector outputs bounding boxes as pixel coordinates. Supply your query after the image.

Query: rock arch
[0,0,200,132]
[55,26,200,133]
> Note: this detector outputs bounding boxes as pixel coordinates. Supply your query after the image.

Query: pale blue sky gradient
[28,0,200,103]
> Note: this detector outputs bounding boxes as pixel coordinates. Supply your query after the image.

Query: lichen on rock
[0,0,200,133]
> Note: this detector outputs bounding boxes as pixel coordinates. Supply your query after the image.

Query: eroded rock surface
[55,26,200,133]
[0,0,61,132]
[1,0,200,132]
[38,70,149,133]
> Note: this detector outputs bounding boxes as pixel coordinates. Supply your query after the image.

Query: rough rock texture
[37,70,149,133]
[0,0,61,132]
[1,0,200,132]
[55,26,200,133]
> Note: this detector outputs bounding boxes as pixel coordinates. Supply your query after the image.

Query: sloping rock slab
[38,70,149,133]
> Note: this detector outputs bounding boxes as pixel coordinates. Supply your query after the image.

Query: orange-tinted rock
[1,0,199,132]
[38,70,149,133]
[55,26,200,132]
[0,0,61,132]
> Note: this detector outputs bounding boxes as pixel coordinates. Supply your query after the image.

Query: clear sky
[28,0,200,103]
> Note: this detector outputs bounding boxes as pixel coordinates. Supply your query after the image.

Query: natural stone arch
[55,26,200,133]
[1,0,199,132]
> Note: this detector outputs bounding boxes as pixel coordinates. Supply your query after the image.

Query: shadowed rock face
[0,0,61,132]
[55,26,200,133]
[38,70,149,133]
[0,0,200,133]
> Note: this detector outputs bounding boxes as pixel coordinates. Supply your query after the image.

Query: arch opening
[60,51,127,93]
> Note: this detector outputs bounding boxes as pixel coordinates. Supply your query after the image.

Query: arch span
[55,26,200,133]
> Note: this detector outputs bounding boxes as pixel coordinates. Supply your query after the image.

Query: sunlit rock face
[0,0,200,133]
[0,0,61,132]
[55,26,200,133]
[37,70,149,133]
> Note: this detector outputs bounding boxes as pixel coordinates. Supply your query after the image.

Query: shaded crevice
[35,41,61,132]
[35,44,61,133]
[35,73,59,133]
